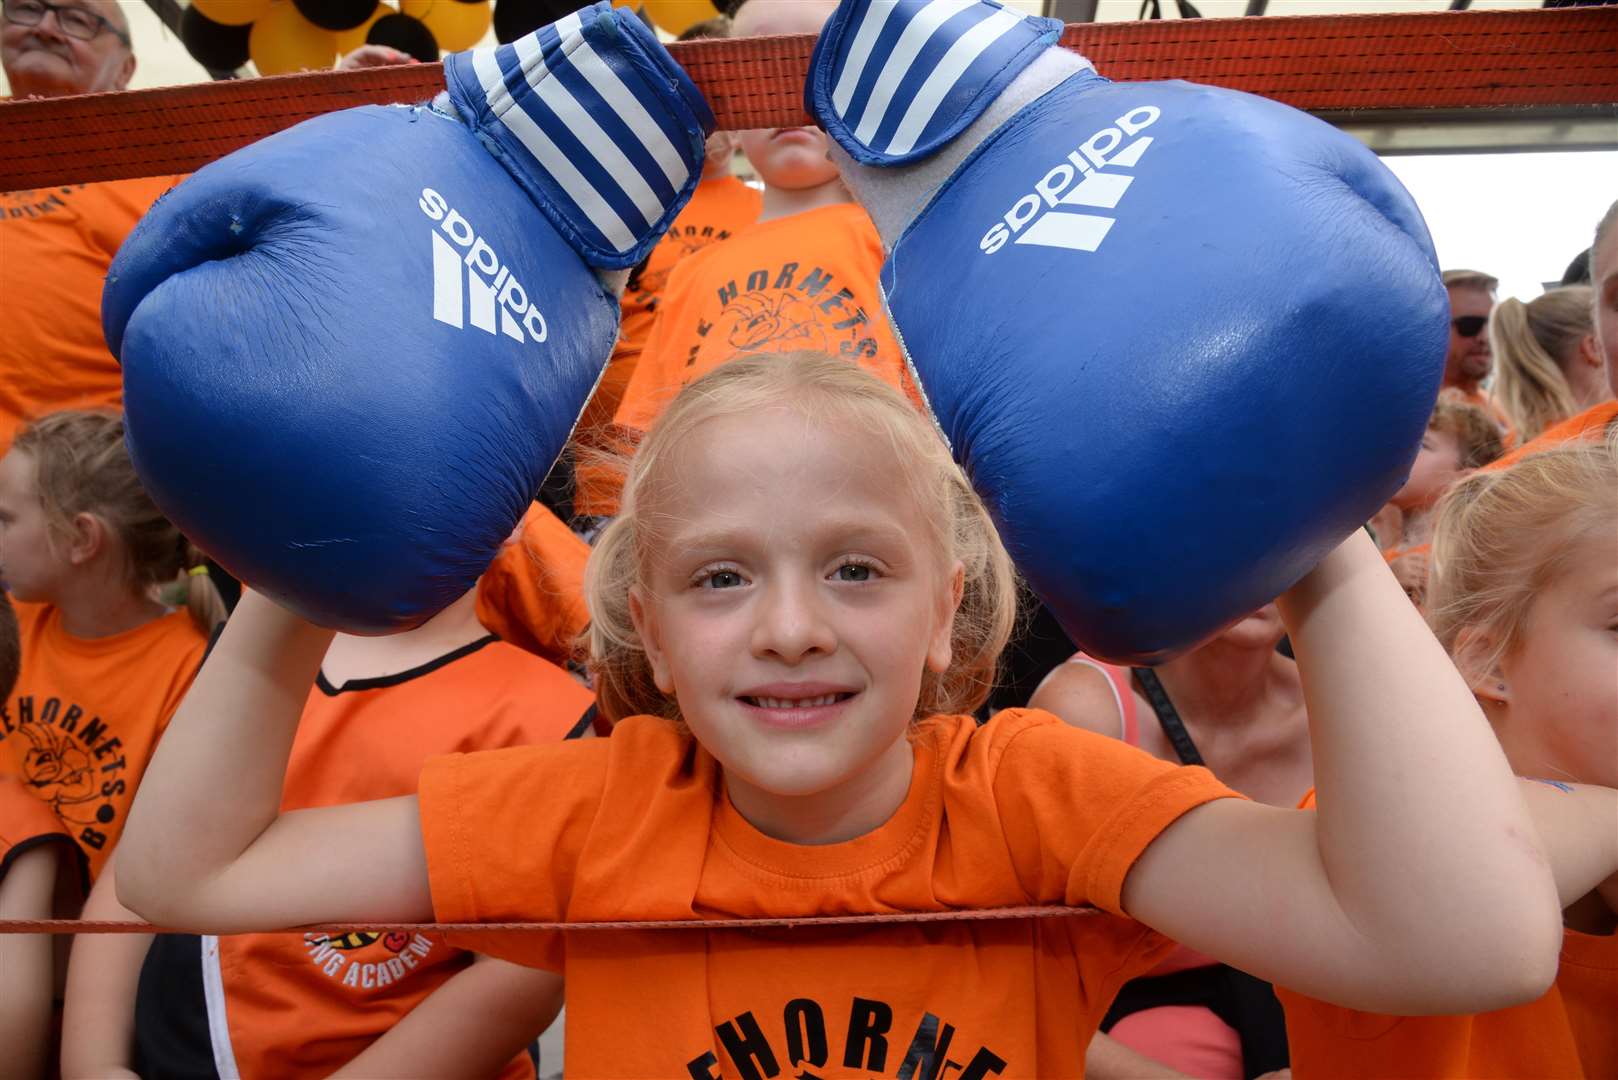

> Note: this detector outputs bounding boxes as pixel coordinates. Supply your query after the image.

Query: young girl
[0,409,222,882]
[1279,432,1618,1078]
[118,354,1561,1078]
[1490,286,1606,444]
[61,579,592,1080]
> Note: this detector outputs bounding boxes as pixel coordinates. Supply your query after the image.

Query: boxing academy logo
[979,105,1161,256]
[304,929,439,992]
[419,188,549,344]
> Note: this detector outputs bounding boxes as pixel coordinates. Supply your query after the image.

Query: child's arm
[1514,779,1618,908]
[0,844,59,1080]
[1083,1031,1190,1080]
[330,956,564,1079]
[117,591,431,932]
[1120,531,1561,1015]
[60,852,147,1080]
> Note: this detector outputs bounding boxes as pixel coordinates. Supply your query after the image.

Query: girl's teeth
[756,694,838,709]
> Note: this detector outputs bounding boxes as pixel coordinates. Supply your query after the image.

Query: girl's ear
[1453,625,1511,705]
[628,586,675,694]
[1578,332,1602,371]
[66,512,105,566]
[925,561,965,674]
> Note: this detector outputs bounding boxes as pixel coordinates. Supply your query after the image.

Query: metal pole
[1044,0,1101,22]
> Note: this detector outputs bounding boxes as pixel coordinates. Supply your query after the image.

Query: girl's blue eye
[835,563,873,582]
[705,570,744,589]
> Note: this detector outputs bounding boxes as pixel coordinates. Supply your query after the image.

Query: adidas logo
[979,105,1161,256]
[419,188,548,344]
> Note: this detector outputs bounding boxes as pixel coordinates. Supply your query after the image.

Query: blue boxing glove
[807,0,1446,663]
[103,3,712,632]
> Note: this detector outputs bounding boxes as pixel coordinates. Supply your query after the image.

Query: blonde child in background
[1279,432,1618,1078]
[0,410,221,881]
[1490,286,1607,444]
[116,354,1562,1078]
[62,578,593,1080]
[1368,400,1504,610]
[571,14,763,524]
[608,0,922,492]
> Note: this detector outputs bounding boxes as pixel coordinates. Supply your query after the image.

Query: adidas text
[419,188,548,344]
[979,105,1161,256]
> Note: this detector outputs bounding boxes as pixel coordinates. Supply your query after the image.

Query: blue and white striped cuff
[807,0,1062,167]
[445,2,714,270]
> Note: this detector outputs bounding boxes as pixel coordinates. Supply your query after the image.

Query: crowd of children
[1,2,1615,1076]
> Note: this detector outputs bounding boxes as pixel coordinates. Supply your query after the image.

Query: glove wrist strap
[445,2,715,270]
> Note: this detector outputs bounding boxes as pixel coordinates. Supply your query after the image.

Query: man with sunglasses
[1439,268,1515,447]
[0,0,180,455]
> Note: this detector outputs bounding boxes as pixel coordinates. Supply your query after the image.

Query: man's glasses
[1451,315,1488,338]
[2,0,129,44]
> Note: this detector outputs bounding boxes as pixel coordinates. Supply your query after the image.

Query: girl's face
[0,449,67,602]
[630,406,961,841]
[1392,427,1465,512]
[1495,528,1618,789]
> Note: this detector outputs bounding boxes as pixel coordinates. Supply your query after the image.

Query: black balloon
[492,0,577,43]
[366,12,440,60]
[179,4,251,71]
[291,0,376,30]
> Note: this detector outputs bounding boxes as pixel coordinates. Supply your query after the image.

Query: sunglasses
[1451,315,1488,338]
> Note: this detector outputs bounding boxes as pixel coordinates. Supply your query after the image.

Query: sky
[1380,151,1618,303]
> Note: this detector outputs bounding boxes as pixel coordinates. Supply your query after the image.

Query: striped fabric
[445,2,714,270]
[808,0,1061,166]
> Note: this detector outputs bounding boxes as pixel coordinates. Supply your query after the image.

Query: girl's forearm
[118,591,334,925]
[1515,779,1618,908]
[1278,531,1560,988]
[62,856,150,1080]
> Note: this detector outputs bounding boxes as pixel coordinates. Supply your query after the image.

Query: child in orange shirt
[608,0,920,500]
[118,352,1562,1078]
[1371,400,1504,560]
[0,410,222,881]
[1279,432,1618,1078]
[61,579,593,1080]
[572,15,764,521]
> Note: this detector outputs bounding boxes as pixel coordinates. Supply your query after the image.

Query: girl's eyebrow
[671,518,914,556]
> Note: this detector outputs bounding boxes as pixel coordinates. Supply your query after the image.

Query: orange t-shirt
[0,179,179,454]
[0,601,205,879]
[0,773,87,910]
[418,708,1240,1078]
[1484,400,1618,473]
[612,201,919,440]
[1279,788,1618,1078]
[476,503,591,666]
[205,636,594,1080]
[574,175,764,516]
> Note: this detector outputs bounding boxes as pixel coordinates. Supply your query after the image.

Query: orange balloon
[332,1,393,52]
[641,0,719,37]
[399,0,489,52]
[191,0,273,27]
[249,1,338,73]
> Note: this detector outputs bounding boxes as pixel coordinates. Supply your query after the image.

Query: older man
[1,0,179,451]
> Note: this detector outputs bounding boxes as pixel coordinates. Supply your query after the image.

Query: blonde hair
[1428,399,1505,470]
[1428,428,1618,688]
[584,352,1017,724]
[12,411,226,634]
[1489,287,1594,442]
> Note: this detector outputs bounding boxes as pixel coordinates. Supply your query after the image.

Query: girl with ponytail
[0,409,216,882]
[1490,287,1608,443]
